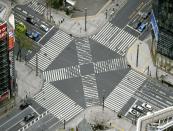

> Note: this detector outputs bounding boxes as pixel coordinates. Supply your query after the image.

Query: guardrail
[18,110,49,131]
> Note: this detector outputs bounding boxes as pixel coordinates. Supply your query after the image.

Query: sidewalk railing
[18,110,49,131]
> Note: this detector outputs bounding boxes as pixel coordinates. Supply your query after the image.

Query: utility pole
[64,119,66,129]
[46,1,49,20]
[102,96,105,111]
[105,9,108,19]
[50,0,52,22]
[136,44,139,67]
[84,8,87,32]
[36,53,38,76]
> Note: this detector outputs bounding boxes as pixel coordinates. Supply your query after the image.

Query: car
[138,23,148,32]
[20,103,29,110]
[142,103,153,111]
[133,104,144,113]
[24,113,35,122]
[142,12,151,19]
[26,31,33,38]
[40,24,49,32]
[128,108,140,117]
[26,31,40,41]
[133,21,142,29]
[25,17,36,25]
[32,31,40,41]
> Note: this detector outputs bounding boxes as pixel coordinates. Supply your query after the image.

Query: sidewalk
[126,36,173,86]
[15,60,43,101]
[64,106,136,131]
[47,0,127,37]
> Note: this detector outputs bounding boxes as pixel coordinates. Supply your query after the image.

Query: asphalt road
[111,0,142,28]
[0,106,34,131]
[13,4,54,43]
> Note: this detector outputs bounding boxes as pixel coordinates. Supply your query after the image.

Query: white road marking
[125,99,138,116]
[0,107,30,128]
[6,119,23,131]
[29,105,39,115]
[37,25,54,43]
[126,24,141,34]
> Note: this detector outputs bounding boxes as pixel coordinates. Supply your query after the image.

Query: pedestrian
[62,18,64,22]
[110,123,111,126]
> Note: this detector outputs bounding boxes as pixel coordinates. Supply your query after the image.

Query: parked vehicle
[26,30,33,38]
[138,23,148,32]
[24,113,35,122]
[40,24,49,32]
[20,103,29,110]
[32,31,40,41]
[25,17,36,25]
[26,31,40,41]
[142,103,153,111]
[129,108,140,117]
[133,104,144,113]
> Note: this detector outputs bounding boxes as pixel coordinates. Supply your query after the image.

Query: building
[136,106,173,131]
[0,18,15,103]
[152,0,173,59]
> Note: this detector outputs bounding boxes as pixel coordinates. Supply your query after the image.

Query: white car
[133,105,144,112]
[40,24,49,32]
[142,103,152,111]
[129,108,140,118]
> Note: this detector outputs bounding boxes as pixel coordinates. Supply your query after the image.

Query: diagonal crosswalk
[90,22,137,56]
[27,0,46,15]
[75,38,93,65]
[81,74,100,107]
[33,82,84,122]
[93,57,128,73]
[43,65,81,82]
[105,70,146,113]
[29,30,74,71]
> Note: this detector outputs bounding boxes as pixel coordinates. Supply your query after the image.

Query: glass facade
[0,22,10,99]
[152,0,173,59]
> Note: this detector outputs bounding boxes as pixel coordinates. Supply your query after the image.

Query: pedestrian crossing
[33,82,84,122]
[91,22,120,47]
[109,29,137,56]
[75,38,93,65]
[105,70,146,113]
[27,0,46,15]
[94,57,128,74]
[29,30,73,71]
[43,65,81,82]
[90,22,137,56]
[81,74,100,107]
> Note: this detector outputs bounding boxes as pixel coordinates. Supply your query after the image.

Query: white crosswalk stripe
[75,38,92,65]
[105,70,146,113]
[109,29,137,56]
[29,30,73,71]
[33,82,84,122]
[91,22,120,47]
[27,0,46,15]
[94,57,128,73]
[43,65,81,82]
[81,74,100,107]
[90,22,137,56]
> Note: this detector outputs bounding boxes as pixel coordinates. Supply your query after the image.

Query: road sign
[150,10,159,42]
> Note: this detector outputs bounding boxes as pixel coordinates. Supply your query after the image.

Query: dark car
[24,113,35,122]
[20,103,29,110]
[26,31,33,38]
[25,17,36,25]
[133,21,142,29]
